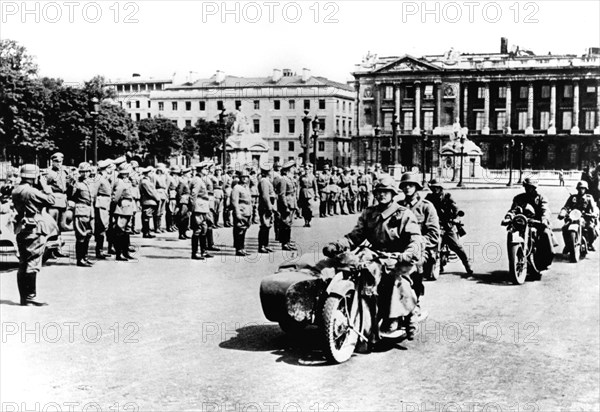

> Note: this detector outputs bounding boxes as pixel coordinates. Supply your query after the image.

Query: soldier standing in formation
[140,167,159,239]
[189,163,212,260]
[212,166,225,228]
[298,163,318,227]
[94,160,113,259]
[112,165,135,261]
[231,170,253,256]
[166,166,181,232]
[176,167,192,240]
[45,152,69,257]
[71,162,95,267]
[257,164,276,254]
[275,161,297,251]
[154,164,169,233]
[317,164,331,218]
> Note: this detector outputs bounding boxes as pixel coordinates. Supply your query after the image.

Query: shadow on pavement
[0,299,21,306]
[219,324,335,367]
[460,270,515,285]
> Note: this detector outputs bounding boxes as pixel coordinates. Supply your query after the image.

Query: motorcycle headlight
[568,209,582,221]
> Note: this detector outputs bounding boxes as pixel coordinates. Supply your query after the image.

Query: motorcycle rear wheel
[580,237,588,259]
[322,292,360,364]
[569,232,580,263]
[508,244,527,285]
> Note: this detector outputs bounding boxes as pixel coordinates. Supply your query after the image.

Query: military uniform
[339,171,352,215]
[222,171,234,227]
[154,167,169,232]
[166,169,180,232]
[176,171,191,239]
[45,162,69,231]
[357,172,372,211]
[425,189,472,274]
[316,169,331,217]
[212,170,224,228]
[189,169,211,260]
[94,165,112,258]
[298,171,318,226]
[12,165,56,306]
[201,171,219,251]
[140,171,160,238]
[231,176,253,255]
[559,190,599,250]
[112,172,135,261]
[71,167,94,266]
[275,166,297,250]
[327,172,342,215]
[258,170,276,252]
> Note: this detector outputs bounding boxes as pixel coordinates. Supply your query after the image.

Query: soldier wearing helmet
[398,172,440,302]
[11,164,56,306]
[71,162,95,267]
[503,177,555,274]
[316,164,331,218]
[93,160,113,259]
[323,175,424,339]
[558,180,599,252]
[45,152,70,257]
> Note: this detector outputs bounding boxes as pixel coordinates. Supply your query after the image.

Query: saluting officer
[231,170,253,256]
[257,164,276,253]
[71,162,95,267]
[12,164,56,306]
[275,160,297,251]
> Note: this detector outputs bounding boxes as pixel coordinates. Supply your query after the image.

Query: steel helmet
[20,164,39,179]
[522,177,539,188]
[576,181,589,190]
[373,175,399,196]
[399,172,423,191]
[78,162,91,172]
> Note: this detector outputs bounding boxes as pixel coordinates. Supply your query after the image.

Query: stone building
[108,69,355,169]
[352,39,600,173]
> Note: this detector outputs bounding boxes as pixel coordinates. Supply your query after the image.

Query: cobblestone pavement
[1,187,598,411]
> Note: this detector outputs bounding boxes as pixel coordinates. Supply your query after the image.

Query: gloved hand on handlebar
[323,242,342,258]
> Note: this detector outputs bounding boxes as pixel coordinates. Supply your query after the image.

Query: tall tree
[137,117,183,163]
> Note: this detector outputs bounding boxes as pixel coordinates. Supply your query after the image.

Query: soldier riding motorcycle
[558,180,599,262]
[501,177,555,284]
[260,176,425,363]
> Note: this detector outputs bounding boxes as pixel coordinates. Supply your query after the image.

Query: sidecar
[259,254,335,334]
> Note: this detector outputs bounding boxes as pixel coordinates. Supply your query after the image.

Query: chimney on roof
[215,70,225,84]
[302,68,311,82]
[132,73,141,78]
[500,37,508,54]
[272,68,282,83]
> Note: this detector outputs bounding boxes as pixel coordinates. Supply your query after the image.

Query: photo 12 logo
[1,1,140,24]
[201,1,340,24]
[401,1,540,24]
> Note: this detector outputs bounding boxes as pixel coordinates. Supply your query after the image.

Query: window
[147,113,151,119]
[288,119,295,134]
[342,120,346,136]
[124,85,130,92]
[498,86,507,99]
[185,101,191,111]
[254,100,260,110]
[171,120,178,127]
[349,102,352,113]
[496,111,506,130]
[158,102,164,111]
[385,86,393,100]
[199,101,206,111]
[404,86,415,99]
[147,101,151,108]
[519,86,528,99]
[288,100,295,110]
[117,85,123,92]
[126,101,131,109]
[342,101,346,112]
[217,100,224,110]
[119,101,123,108]
[424,85,434,99]
[274,141,280,151]
[273,119,280,134]
[318,118,325,131]
[518,112,528,130]
[586,86,596,94]
[403,112,414,131]
[540,111,550,129]
[274,156,280,163]
[336,119,340,135]
[349,121,352,133]
[337,100,340,110]
[288,141,294,151]
[319,99,326,110]
[541,86,550,99]
[185,120,192,128]
[304,100,310,110]
[172,102,178,111]
[274,100,281,110]
[135,113,141,122]
[253,119,260,133]
[477,87,485,99]
[136,101,140,109]
[562,111,572,129]
[585,111,596,130]
[235,100,241,110]
[288,156,294,162]
[563,85,573,98]
[475,112,485,130]
[318,141,325,151]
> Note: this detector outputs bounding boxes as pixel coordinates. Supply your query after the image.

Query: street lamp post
[517,141,524,184]
[391,115,399,165]
[373,125,381,168]
[302,110,311,166]
[421,131,429,188]
[90,97,100,166]
[218,109,226,167]
[457,134,466,187]
[312,116,319,169]
[507,139,514,186]
[451,142,457,182]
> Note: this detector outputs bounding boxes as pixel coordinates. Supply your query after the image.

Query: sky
[1,0,599,85]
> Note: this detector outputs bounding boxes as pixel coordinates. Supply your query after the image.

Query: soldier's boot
[263,228,274,253]
[123,234,135,259]
[142,218,154,239]
[17,271,27,305]
[153,215,163,233]
[95,235,108,259]
[21,272,47,306]
[130,212,139,234]
[206,229,220,251]
[200,235,213,259]
[319,202,327,218]
[115,233,129,262]
[82,239,94,265]
[76,242,91,267]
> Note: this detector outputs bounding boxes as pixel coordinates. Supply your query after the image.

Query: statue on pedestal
[225,106,269,169]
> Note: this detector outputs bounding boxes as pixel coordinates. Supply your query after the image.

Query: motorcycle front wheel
[569,232,580,263]
[508,244,527,285]
[322,292,360,364]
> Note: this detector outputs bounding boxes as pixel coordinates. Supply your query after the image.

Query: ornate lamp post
[301,110,312,166]
[373,124,381,168]
[421,130,429,187]
[506,138,514,186]
[451,142,458,182]
[90,97,100,165]
[218,108,226,167]
[457,133,466,187]
[391,115,399,165]
[517,140,524,184]
[312,116,319,168]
